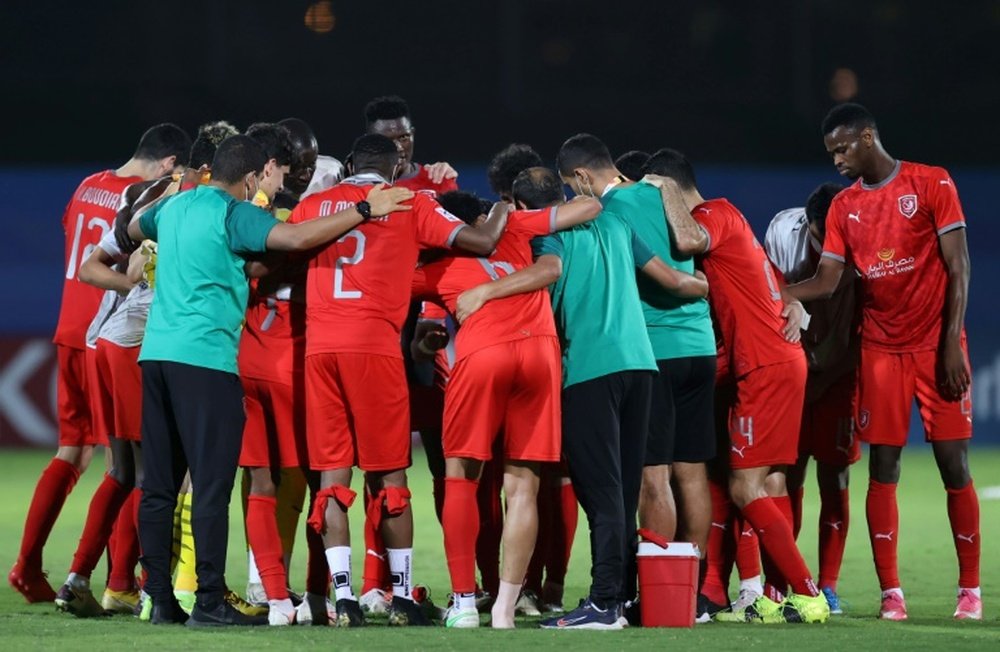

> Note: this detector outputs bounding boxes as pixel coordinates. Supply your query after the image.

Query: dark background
[3,0,999,166]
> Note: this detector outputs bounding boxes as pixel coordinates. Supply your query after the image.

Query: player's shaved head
[614,150,650,182]
[821,103,877,136]
[437,191,487,226]
[643,148,698,191]
[488,143,544,200]
[556,134,615,177]
[278,117,318,151]
[277,118,319,197]
[210,135,268,185]
[512,167,564,209]
[350,133,400,179]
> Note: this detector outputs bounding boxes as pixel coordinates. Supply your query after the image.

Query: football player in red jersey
[644,149,830,624]
[786,103,980,621]
[364,95,459,195]
[8,124,190,605]
[291,134,506,627]
[411,177,601,629]
[764,183,859,616]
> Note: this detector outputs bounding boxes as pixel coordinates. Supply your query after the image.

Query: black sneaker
[696,593,729,623]
[150,596,189,625]
[186,600,268,627]
[623,599,641,627]
[334,598,365,627]
[387,595,433,626]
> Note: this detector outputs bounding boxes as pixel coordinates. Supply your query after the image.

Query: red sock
[18,458,80,568]
[741,497,818,597]
[476,460,503,596]
[817,487,850,590]
[946,482,980,588]
[866,479,900,590]
[360,490,389,594]
[701,478,734,605]
[790,485,805,539]
[735,516,761,580]
[246,495,288,600]
[107,489,140,592]
[760,495,793,598]
[443,477,479,594]
[432,476,446,525]
[546,482,578,585]
[304,510,330,596]
[70,474,131,577]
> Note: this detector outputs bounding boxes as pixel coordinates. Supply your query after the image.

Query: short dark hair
[642,148,698,191]
[364,95,410,127]
[487,144,544,197]
[350,133,399,173]
[821,103,877,136]
[189,121,239,169]
[512,167,563,209]
[210,135,268,185]
[246,122,294,167]
[556,133,615,177]
[436,191,486,226]
[614,150,650,182]
[134,123,192,167]
[805,182,845,228]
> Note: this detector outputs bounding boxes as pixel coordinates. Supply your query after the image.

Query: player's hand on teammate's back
[781,300,805,343]
[366,183,415,216]
[425,162,458,184]
[456,285,489,324]
[938,340,971,400]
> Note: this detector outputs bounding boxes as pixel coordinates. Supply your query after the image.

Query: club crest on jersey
[858,409,870,430]
[898,194,918,219]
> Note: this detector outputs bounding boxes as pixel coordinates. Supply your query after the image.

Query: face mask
[245,175,260,203]
[576,175,595,198]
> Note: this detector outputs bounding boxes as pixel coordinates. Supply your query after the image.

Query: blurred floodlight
[305,1,336,34]
[829,67,859,102]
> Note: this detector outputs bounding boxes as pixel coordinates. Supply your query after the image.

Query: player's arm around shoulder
[551,196,602,231]
[452,200,511,255]
[641,174,707,256]
[632,227,708,299]
[455,247,563,324]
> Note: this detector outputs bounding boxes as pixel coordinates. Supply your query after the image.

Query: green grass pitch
[1,446,998,649]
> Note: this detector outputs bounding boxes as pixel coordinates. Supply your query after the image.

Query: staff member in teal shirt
[127,135,413,627]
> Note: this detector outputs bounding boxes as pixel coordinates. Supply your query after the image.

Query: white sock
[959,586,981,597]
[387,547,413,601]
[882,587,904,599]
[740,575,763,595]
[247,549,262,584]
[269,597,294,616]
[325,546,354,601]
[492,580,520,617]
[455,591,477,610]
[67,572,89,590]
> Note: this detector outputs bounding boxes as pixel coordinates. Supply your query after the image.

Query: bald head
[277,117,319,196]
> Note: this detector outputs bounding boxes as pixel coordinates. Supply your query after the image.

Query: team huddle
[8,97,980,630]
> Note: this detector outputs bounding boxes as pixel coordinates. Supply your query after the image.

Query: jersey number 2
[334,230,365,299]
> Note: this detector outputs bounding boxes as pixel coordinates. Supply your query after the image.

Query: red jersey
[694,198,802,378]
[823,161,966,352]
[289,174,467,358]
[413,207,558,362]
[238,277,306,385]
[53,170,143,349]
[395,164,459,195]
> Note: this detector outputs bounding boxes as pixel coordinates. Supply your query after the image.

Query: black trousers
[562,370,653,608]
[138,360,245,607]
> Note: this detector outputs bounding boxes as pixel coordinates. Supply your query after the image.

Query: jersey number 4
[334,230,365,299]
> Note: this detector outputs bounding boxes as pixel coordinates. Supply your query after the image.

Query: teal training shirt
[138,185,277,374]
[533,210,657,388]
[603,182,716,360]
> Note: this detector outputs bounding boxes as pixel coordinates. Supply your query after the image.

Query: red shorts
[800,372,860,466]
[95,340,142,441]
[240,376,306,468]
[727,355,807,470]
[55,345,97,447]
[443,337,561,462]
[84,346,111,447]
[856,344,973,446]
[305,353,411,472]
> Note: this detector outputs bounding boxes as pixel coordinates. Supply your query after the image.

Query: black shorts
[646,356,717,465]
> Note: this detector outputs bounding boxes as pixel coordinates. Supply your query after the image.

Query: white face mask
[575,175,596,198]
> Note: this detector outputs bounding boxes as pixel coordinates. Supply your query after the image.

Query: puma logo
[956,533,976,544]
[824,521,844,531]
[366,548,386,560]
[710,522,728,531]
[731,445,747,459]
[848,211,861,223]
[874,531,894,541]
[741,528,755,538]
